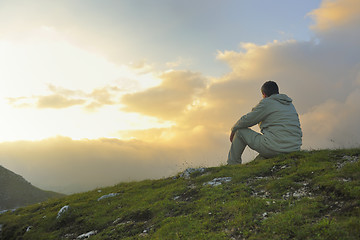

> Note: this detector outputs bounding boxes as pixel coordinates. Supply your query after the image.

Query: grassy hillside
[0,166,64,211]
[0,149,359,240]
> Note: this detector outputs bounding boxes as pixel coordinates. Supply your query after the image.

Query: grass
[0,149,359,239]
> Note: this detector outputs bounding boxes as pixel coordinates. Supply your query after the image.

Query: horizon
[1,0,360,194]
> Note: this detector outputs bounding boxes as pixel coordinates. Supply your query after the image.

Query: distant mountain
[0,165,64,211]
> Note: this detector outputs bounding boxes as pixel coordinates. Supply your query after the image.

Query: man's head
[261,81,279,98]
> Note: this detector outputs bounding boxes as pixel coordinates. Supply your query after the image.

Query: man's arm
[231,99,268,134]
[230,131,235,142]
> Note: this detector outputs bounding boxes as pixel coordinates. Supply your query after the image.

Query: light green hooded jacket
[231,94,302,153]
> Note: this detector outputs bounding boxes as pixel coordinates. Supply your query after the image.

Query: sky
[1,0,360,194]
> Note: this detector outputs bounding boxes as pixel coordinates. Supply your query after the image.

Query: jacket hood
[269,94,292,105]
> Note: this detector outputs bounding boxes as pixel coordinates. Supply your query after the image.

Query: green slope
[0,149,359,240]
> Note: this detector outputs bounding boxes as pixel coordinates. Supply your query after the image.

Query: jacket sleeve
[231,99,268,133]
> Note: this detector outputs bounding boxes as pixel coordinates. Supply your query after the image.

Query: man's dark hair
[261,81,279,97]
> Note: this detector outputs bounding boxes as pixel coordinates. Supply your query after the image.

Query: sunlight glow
[0,27,167,142]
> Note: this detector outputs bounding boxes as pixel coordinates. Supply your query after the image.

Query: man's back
[259,94,302,152]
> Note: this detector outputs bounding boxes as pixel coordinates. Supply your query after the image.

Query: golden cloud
[84,87,118,111]
[8,84,122,110]
[308,0,360,31]
[121,70,207,119]
[37,94,85,109]
[301,89,360,149]
[217,40,302,82]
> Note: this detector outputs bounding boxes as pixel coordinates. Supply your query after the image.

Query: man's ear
[262,92,267,98]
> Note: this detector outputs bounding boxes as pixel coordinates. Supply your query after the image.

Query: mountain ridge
[0,165,64,211]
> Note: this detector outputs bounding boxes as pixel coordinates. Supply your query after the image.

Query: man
[227,81,302,164]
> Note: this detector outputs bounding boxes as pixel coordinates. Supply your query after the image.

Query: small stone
[77,230,97,239]
[57,205,70,219]
[203,177,232,187]
[97,193,120,201]
[64,233,77,238]
[113,218,122,225]
[293,192,302,198]
[0,210,8,215]
[180,168,206,179]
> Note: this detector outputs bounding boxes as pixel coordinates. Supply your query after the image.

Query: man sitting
[227,81,302,164]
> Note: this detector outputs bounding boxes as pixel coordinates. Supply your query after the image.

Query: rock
[282,187,312,200]
[57,205,70,219]
[252,189,271,199]
[281,165,290,169]
[342,155,359,162]
[97,193,120,201]
[203,177,232,187]
[336,155,359,169]
[139,232,148,237]
[64,233,77,238]
[180,168,206,179]
[77,230,97,239]
[0,208,17,215]
[283,192,291,200]
[112,218,122,225]
[0,210,8,215]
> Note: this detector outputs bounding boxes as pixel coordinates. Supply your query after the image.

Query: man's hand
[230,131,235,142]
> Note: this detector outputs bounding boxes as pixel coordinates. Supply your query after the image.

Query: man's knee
[234,128,250,140]
[235,128,259,145]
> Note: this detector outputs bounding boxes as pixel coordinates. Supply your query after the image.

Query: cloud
[166,57,193,68]
[84,87,119,111]
[216,39,360,114]
[37,94,85,109]
[47,84,84,97]
[301,89,360,149]
[6,96,35,108]
[308,0,360,31]
[8,84,123,110]
[121,70,207,119]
